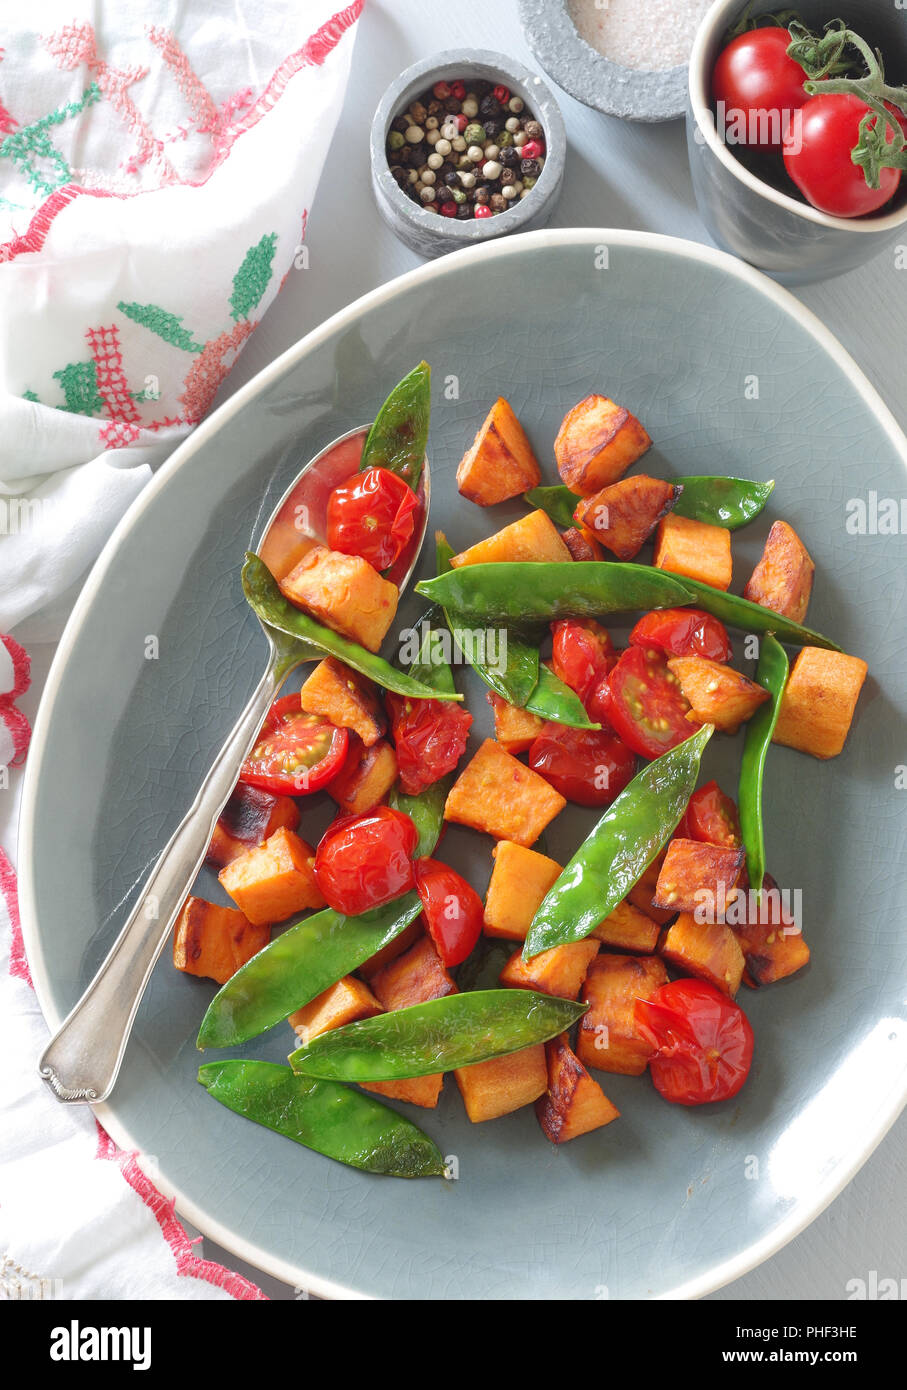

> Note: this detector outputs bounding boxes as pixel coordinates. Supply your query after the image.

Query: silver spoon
[38,426,429,1104]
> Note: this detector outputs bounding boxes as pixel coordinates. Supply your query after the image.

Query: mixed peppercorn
[386,76,546,220]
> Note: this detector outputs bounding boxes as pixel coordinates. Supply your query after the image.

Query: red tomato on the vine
[783,93,902,217]
[413,857,483,966]
[327,467,420,571]
[712,27,809,148]
[528,723,636,807]
[239,694,348,795]
[385,692,473,796]
[634,979,755,1106]
[314,806,418,916]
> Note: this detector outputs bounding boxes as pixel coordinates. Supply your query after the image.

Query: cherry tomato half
[326,466,420,571]
[607,646,699,760]
[239,694,348,795]
[385,692,473,797]
[413,857,484,967]
[314,806,418,916]
[551,618,617,710]
[528,723,636,808]
[634,979,754,1106]
[678,780,742,849]
[783,93,902,217]
[712,27,809,149]
[629,608,730,663]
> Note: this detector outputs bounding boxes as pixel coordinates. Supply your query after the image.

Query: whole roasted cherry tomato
[528,723,636,807]
[783,93,902,217]
[551,618,617,709]
[314,806,418,915]
[413,857,483,966]
[629,608,730,663]
[326,466,420,571]
[678,780,742,849]
[385,692,473,796]
[607,646,699,760]
[239,694,348,795]
[712,28,809,148]
[634,979,754,1106]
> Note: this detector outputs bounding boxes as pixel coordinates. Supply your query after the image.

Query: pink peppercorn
[493,84,510,103]
[474,204,492,219]
[433,80,451,100]
[450,79,466,100]
[520,139,544,160]
[455,113,468,133]
[439,202,458,217]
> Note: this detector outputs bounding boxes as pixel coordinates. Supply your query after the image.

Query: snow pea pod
[738,633,789,896]
[524,484,579,529]
[672,476,775,529]
[288,989,585,1081]
[242,553,463,700]
[197,892,422,1049]
[359,361,430,491]
[198,1060,445,1178]
[672,574,841,651]
[416,561,696,622]
[524,724,715,959]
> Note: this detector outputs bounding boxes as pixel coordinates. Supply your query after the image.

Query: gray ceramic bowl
[370,50,566,258]
[687,0,907,284]
[519,0,688,122]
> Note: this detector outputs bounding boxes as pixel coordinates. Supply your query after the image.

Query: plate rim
[18,226,907,1301]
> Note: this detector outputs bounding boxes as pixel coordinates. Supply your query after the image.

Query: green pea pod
[524,485,579,529]
[524,724,715,959]
[525,663,598,727]
[672,476,775,529]
[198,1061,445,1179]
[288,989,585,1081]
[197,892,422,1049]
[436,529,455,574]
[671,574,841,651]
[738,633,789,896]
[242,553,463,700]
[359,361,430,491]
[416,561,696,623]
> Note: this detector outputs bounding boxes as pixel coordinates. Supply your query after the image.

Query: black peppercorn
[391,115,409,135]
[427,98,443,116]
[490,192,507,213]
[435,184,454,204]
[479,94,501,119]
[443,168,459,186]
[499,146,519,168]
[473,185,490,204]
[444,96,461,114]
[520,157,541,178]
[457,203,472,219]
[523,120,543,140]
[482,115,502,138]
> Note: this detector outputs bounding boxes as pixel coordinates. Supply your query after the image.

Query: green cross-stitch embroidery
[1,83,102,195]
[229,233,277,321]
[117,302,206,353]
[52,360,105,415]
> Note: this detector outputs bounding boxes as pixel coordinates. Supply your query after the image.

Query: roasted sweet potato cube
[627,849,676,925]
[536,1033,620,1143]
[560,525,605,561]
[455,1043,547,1122]
[743,520,814,623]
[218,826,324,925]
[591,899,660,953]
[328,737,398,814]
[288,976,381,1045]
[486,690,545,754]
[500,939,599,999]
[368,933,457,1011]
[450,508,572,569]
[576,954,668,1076]
[456,397,541,505]
[173,897,268,984]
[483,840,563,940]
[206,785,300,870]
[360,1075,445,1109]
[356,920,423,980]
[772,647,868,760]
[653,837,744,916]
[444,738,566,847]
[575,475,680,561]
[554,395,652,495]
[279,545,398,652]
[660,912,745,996]
[654,514,733,591]
[729,873,810,987]
[667,656,770,735]
[300,658,386,747]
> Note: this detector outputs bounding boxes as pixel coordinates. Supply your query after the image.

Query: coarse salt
[567,0,712,72]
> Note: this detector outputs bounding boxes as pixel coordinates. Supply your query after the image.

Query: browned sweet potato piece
[667,656,770,735]
[591,899,660,953]
[653,837,744,916]
[554,395,652,495]
[535,1033,620,1143]
[772,647,868,760]
[444,738,566,847]
[499,939,599,999]
[206,785,300,870]
[357,920,423,980]
[363,935,457,1109]
[574,476,680,561]
[218,826,324,925]
[627,849,676,925]
[455,1043,547,1122]
[730,873,811,986]
[576,954,668,1076]
[560,525,605,561]
[328,737,398,814]
[456,397,541,505]
[486,690,545,754]
[279,546,398,652]
[743,520,814,623]
[288,976,381,1045]
[653,514,733,591]
[173,897,268,984]
[660,912,745,997]
[300,658,386,748]
[483,840,562,941]
[450,509,572,568]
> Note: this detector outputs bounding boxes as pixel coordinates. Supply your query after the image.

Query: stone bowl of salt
[518,0,708,122]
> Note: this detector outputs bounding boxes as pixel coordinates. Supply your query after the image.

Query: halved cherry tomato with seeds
[528,723,636,808]
[551,618,617,710]
[629,608,730,663]
[607,646,700,759]
[385,692,473,797]
[314,806,419,916]
[413,857,484,966]
[678,780,742,849]
[634,979,754,1106]
[239,694,348,795]
[327,466,420,572]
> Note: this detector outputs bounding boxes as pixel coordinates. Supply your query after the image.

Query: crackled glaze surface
[20,232,907,1299]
